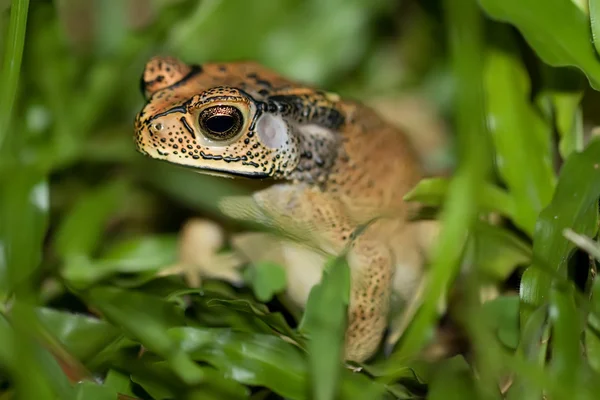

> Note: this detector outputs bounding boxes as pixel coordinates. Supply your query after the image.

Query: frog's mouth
[192,167,270,180]
[143,152,271,180]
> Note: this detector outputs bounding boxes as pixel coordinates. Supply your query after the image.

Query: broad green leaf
[587,277,600,374]
[72,381,116,400]
[103,369,135,397]
[480,295,520,349]
[36,307,121,362]
[301,256,350,400]
[483,26,555,235]
[404,177,517,225]
[62,234,178,288]
[85,286,204,385]
[171,326,386,400]
[472,222,532,281]
[54,179,129,259]
[586,326,600,375]
[243,261,287,302]
[207,298,302,343]
[478,0,600,89]
[0,166,48,299]
[536,67,585,159]
[520,138,600,323]
[129,363,177,400]
[169,286,280,334]
[590,0,600,57]
[0,312,75,400]
[505,305,549,400]
[170,326,307,400]
[130,361,249,400]
[548,288,584,397]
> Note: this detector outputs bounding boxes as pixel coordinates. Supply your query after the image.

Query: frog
[134,56,440,362]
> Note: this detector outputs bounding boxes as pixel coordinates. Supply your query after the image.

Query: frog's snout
[133,113,170,159]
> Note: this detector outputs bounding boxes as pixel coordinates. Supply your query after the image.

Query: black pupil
[205,115,235,134]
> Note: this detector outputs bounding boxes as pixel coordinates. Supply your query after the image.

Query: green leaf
[62,234,178,288]
[478,0,600,90]
[170,326,308,400]
[85,286,205,385]
[130,361,249,400]
[404,177,517,224]
[520,138,600,323]
[0,311,75,400]
[72,381,116,400]
[548,288,583,397]
[300,256,350,400]
[206,298,302,343]
[0,0,30,150]
[103,369,135,397]
[169,286,282,334]
[483,25,556,235]
[0,166,48,299]
[36,307,121,362]
[505,305,549,399]
[480,295,520,349]
[592,0,600,57]
[243,261,287,302]
[586,325,600,375]
[536,67,585,159]
[130,372,175,400]
[472,222,532,281]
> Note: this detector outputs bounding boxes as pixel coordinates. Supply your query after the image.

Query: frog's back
[324,99,423,221]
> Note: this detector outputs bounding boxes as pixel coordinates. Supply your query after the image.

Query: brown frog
[134,56,439,362]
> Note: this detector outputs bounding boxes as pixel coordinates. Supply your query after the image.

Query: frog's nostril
[153,123,163,131]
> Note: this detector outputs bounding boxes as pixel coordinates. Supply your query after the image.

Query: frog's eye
[198,105,244,141]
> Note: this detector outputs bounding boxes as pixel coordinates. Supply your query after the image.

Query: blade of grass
[301,256,350,400]
[0,0,29,152]
[404,177,518,226]
[483,24,556,235]
[520,138,600,324]
[591,0,600,57]
[389,0,491,363]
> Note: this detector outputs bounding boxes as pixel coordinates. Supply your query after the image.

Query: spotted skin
[134,56,437,362]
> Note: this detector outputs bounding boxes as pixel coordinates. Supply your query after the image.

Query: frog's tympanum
[134,56,439,362]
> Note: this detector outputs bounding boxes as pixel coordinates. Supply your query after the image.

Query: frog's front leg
[343,226,394,362]
[220,184,394,362]
[161,218,245,287]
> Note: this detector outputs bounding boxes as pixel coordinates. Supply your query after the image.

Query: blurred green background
[4,0,600,399]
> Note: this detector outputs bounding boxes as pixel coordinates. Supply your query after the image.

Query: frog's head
[134,56,316,179]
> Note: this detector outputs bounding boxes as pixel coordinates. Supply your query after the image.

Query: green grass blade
[483,25,556,235]
[0,0,29,152]
[591,0,600,57]
[520,138,600,323]
[389,0,491,362]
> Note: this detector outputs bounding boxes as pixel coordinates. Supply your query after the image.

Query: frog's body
[134,56,438,362]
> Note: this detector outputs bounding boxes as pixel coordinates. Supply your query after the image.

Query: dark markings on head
[180,116,196,139]
[165,64,203,91]
[146,98,193,124]
[267,94,345,130]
